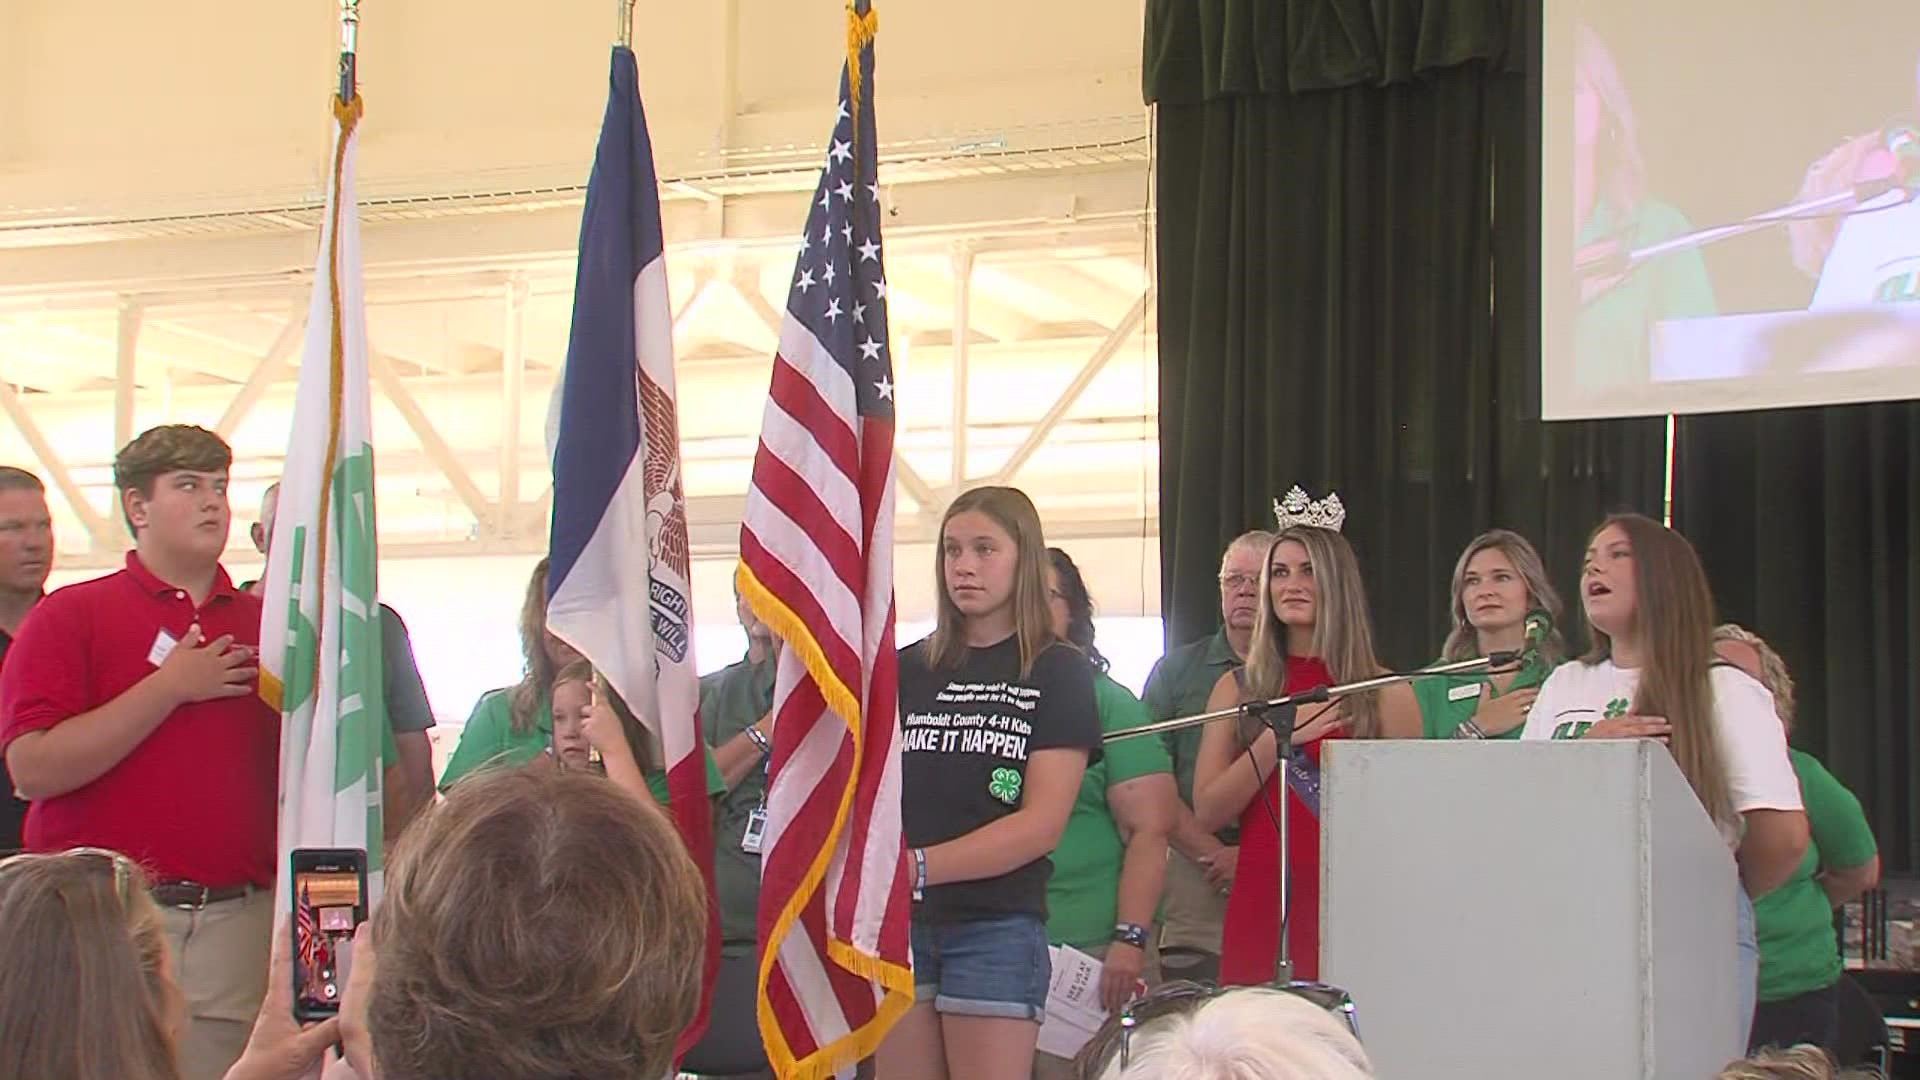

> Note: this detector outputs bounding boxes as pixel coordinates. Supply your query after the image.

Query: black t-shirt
[898,635,1101,923]
[0,626,23,853]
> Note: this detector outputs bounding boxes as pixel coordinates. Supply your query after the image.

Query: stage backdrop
[1148,0,1664,675]
[1677,405,1920,874]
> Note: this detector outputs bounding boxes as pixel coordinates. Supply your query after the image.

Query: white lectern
[1321,740,1742,1079]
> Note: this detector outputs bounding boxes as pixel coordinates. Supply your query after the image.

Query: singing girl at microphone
[1192,493,1420,986]
[1522,515,1807,1043]
[1416,530,1567,741]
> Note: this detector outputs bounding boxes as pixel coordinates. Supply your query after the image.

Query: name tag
[147,629,180,668]
[1447,683,1484,703]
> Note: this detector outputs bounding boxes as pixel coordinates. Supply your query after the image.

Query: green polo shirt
[439,686,725,804]
[1141,629,1241,813]
[699,652,776,954]
[1046,673,1174,952]
[1575,196,1717,391]
[1414,657,1555,741]
[1755,750,1877,1002]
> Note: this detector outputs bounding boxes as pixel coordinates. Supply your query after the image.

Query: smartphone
[290,847,368,1021]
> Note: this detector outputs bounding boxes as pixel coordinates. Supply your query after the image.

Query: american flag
[737,5,913,1077]
[295,882,320,977]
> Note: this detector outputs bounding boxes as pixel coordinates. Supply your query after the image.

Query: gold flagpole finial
[616,0,634,48]
[846,1,878,115]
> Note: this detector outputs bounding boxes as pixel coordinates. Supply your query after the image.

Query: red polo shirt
[0,552,277,887]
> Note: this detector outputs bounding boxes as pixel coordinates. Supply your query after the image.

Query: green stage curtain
[1677,408,1920,872]
[1149,0,1664,668]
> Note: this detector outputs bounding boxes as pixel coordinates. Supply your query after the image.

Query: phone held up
[290,847,368,1021]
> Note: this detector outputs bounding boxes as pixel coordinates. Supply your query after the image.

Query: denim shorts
[910,913,1051,1022]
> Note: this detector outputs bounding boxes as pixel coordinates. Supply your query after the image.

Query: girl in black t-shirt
[877,486,1102,1080]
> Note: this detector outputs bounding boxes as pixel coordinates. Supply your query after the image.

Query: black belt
[152,880,252,909]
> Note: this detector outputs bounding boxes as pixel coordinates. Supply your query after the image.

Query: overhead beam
[0,380,119,552]
[973,262,1129,325]
[213,311,303,437]
[991,288,1151,486]
[498,275,527,534]
[113,298,141,448]
[368,349,496,526]
[949,245,973,492]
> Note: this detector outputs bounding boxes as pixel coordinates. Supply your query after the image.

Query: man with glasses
[0,467,52,854]
[1141,529,1273,985]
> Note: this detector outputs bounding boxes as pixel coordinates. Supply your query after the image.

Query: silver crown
[1271,486,1347,533]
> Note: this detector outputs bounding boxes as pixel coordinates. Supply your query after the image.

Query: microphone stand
[1108,651,1522,985]
[1577,179,1914,279]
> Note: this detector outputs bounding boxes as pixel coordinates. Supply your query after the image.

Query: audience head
[1218,530,1276,641]
[1086,987,1373,1080]
[1247,526,1383,736]
[1714,624,1797,732]
[0,467,52,598]
[1045,546,1107,673]
[1582,514,1730,823]
[928,485,1052,677]
[0,848,184,1080]
[548,660,596,770]
[512,557,583,733]
[369,766,706,1080]
[1443,529,1565,664]
[1717,1044,1873,1080]
[250,481,281,557]
[112,424,233,557]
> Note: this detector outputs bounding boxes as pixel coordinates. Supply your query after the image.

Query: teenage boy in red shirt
[0,425,275,1080]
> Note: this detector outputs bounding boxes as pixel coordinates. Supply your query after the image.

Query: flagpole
[338,0,360,103]
[615,0,633,47]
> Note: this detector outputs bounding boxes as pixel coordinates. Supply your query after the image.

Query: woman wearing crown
[1191,488,1421,985]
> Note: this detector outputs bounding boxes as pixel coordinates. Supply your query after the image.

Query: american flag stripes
[738,5,913,1077]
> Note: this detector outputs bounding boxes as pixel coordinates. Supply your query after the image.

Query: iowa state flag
[545,45,719,1055]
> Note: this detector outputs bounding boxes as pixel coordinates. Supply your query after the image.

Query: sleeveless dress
[1220,656,1339,986]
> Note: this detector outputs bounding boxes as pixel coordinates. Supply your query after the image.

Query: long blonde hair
[1244,527,1386,738]
[1442,529,1567,664]
[511,558,561,734]
[0,850,182,1080]
[1575,23,1647,213]
[926,486,1056,678]
[1585,514,1732,826]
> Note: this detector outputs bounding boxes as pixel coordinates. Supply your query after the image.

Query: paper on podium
[1321,739,1742,1079]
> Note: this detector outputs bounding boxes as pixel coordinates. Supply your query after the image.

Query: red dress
[1220,656,1338,986]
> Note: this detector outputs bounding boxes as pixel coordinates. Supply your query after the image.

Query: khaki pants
[160,888,274,1080]
[1032,941,1162,1080]
[1157,851,1227,956]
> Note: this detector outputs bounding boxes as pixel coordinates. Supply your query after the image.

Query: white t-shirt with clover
[1521,658,1803,847]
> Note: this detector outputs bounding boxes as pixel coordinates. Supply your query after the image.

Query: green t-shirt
[1575,197,1718,391]
[1754,749,1877,1002]
[1045,673,1174,952]
[438,686,723,803]
[1141,629,1240,818]
[1414,656,1555,741]
[438,688,551,791]
[698,653,776,952]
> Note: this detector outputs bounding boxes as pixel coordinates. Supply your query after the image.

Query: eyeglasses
[1082,979,1360,1074]
[0,846,138,909]
[1218,571,1261,591]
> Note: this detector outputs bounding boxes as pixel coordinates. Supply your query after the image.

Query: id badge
[742,807,769,855]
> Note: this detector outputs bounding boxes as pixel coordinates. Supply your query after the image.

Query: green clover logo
[988,767,1023,805]
[1604,697,1629,719]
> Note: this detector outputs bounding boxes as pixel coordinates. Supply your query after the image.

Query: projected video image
[1546,4,1920,418]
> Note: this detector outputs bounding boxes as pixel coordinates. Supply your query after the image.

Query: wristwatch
[1111,922,1150,949]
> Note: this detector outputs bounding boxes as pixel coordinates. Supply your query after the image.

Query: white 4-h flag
[260,95,387,909]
